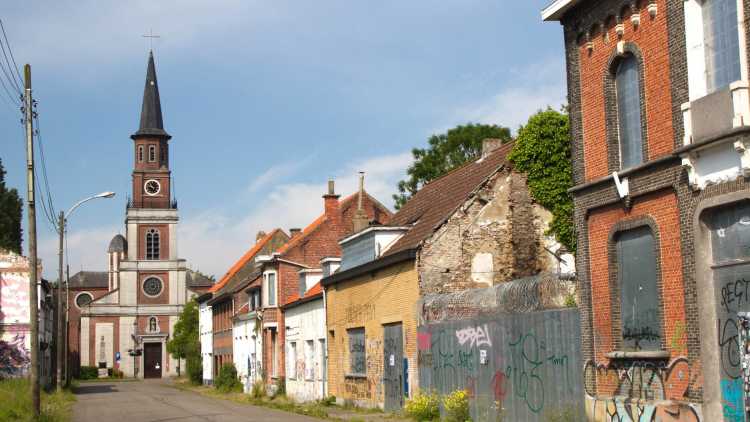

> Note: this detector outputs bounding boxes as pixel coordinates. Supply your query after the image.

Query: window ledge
[605,350,670,360]
[345,374,367,379]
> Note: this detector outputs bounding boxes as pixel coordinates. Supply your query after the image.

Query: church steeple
[131,50,170,140]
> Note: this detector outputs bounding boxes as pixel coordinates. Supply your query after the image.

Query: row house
[322,140,573,411]
[198,229,288,386]
[257,180,391,397]
[544,0,750,419]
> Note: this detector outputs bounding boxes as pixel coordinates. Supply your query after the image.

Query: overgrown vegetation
[77,366,98,380]
[543,404,582,422]
[404,390,440,421]
[0,378,75,422]
[508,108,575,252]
[442,389,470,422]
[393,123,512,209]
[167,299,200,382]
[215,363,242,393]
[0,158,23,254]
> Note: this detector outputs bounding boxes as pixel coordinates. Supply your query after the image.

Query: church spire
[132,50,170,139]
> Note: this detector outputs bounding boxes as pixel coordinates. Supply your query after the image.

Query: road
[72,379,321,422]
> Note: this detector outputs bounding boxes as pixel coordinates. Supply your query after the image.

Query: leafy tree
[508,108,575,252]
[167,299,199,379]
[393,123,511,209]
[0,158,22,254]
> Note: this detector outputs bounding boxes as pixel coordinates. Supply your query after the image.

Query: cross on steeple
[142,29,160,50]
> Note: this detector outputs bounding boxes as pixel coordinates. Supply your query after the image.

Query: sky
[0,0,566,280]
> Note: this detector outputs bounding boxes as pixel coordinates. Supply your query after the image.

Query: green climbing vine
[508,107,575,253]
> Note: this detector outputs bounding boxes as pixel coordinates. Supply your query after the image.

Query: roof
[68,271,108,289]
[210,229,285,293]
[385,142,514,256]
[541,0,581,21]
[187,270,214,288]
[107,234,127,253]
[282,281,323,309]
[132,51,170,139]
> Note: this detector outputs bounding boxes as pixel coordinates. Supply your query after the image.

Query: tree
[393,123,512,209]
[508,107,575,252]
[167,299,200,380]
[0,158,22,254]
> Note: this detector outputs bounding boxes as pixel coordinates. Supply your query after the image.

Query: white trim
[262,270,278,308]
[74,291,94,310]
[142,275,164,298]
[541,0,579,21]
[148,145,156,162]
[339,226,409,245]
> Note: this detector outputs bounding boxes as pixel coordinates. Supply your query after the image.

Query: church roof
[68,271,108,289]
[187,270,214,288]
[107,234,127,253]
[131,51,171,139]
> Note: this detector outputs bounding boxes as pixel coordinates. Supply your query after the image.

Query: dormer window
[148,145,156,162]
[702,0,741,94]
[615,54,643,169]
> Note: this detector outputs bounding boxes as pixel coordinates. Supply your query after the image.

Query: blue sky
[0,0,566,279]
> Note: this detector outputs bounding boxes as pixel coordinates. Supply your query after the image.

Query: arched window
[148,317,158,333]
[148,145,156,162]
[702,0,741,93]
[145,228,160,260]
[138,145,144,162]
[615,55,643,169]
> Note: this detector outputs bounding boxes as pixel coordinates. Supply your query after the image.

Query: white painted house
[197,294,213,385]
[233,286,262,392]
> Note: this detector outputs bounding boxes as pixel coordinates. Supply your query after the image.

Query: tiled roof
[283,281,323,308]
[68,271,108,289]
[210,229,285,293]
[187,270,214,288]
[386,142,514,255]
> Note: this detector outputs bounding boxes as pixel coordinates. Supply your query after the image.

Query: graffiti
[344,377,371,399]
[344,304,375,324]
[721,379,744,422]
[721,278,750,313]
[583,357,702,422]
[417,332,431,351]
[491,370,508,403]
[718,317,741,380]
[0,333,30,378]
[670,321,687,356]
[457,349,474,371]
[455,324,492,348]
[506,332,546,413]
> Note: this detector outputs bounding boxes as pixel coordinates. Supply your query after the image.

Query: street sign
[116,352,121,362]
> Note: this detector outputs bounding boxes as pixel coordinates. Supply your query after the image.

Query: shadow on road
[73,384,118,395]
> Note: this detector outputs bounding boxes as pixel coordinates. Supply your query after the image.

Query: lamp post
[56,191,115,390]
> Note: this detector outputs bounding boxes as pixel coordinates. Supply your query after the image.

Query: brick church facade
[69,52,211,379]
[545,0,750,420]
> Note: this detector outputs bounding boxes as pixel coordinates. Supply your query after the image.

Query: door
[143,343,162,379]
[383,323,404,412]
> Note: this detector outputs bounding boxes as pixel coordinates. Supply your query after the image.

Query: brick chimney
[290,228,301,238]
[352,172,369,233]
[482,138,503,158]
[323,179,341,227]
[256,231,267,242]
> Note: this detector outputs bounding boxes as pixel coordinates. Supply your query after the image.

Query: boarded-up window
[305,340,314,380]
[617,226,661,350]
[287,342,297,379]
[348,328,366,376]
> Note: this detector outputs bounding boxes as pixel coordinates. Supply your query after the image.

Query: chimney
[323,178,341,225]
[256,231,267,242]
[482,138,503,158]
[290,228,301,238]
[352,172,369,233]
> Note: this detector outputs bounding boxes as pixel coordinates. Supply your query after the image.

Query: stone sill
[605,350,670,360]
[345,374,367,379]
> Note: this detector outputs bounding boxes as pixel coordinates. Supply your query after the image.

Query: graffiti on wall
[715,272,750,420]
[0,333,30,378]
[418,309,583,421]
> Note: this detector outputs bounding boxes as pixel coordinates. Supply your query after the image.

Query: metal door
[383,323,404,411]
[143,343,162,378]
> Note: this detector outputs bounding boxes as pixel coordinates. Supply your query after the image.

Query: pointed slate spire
[131,50,171,139]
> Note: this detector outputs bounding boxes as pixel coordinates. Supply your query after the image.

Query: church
[67,51,212,379]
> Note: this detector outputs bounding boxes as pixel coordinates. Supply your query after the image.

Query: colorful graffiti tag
[0,333,30,379]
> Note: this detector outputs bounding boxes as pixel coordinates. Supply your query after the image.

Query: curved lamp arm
[65,191,115,219]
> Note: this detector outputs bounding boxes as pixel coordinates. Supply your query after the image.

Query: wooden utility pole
[56,211,64,390]
[64,263,70,386]
[24,63,40,416]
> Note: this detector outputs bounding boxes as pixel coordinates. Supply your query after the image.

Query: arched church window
[145,228,160,260]
[138,146,144,162]
[149,145,156,162]
[148,316,158,333]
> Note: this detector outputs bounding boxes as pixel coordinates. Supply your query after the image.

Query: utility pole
[64,263,70,386]
[56,211,64,390]
[24,63,40,416]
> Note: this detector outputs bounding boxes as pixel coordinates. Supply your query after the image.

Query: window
[271,330,278,377]
[145,228,160,260]
[264,272,277,307]
[615,55,643,169]
[305,340,315,380]
[138,145,144,162]
[142,277,163,297]
[249,290,260,311]
[318,339,326,381]
[703,0,741,93]
[148,316,158,333]
[348,328,366,376]
[148,145,156,162]
[616,226,661,351]
[288,342,297,379]
[299,272,306,297]
[75,292,93,309]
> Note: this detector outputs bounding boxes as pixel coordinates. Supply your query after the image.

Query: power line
[0,24,22,95]
[0,19,23,86]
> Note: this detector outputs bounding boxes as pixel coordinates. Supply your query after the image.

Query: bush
[404,390,440,421]
[250,380,265,399]
[187,355,202,385]
[443,390,471,422]
[78,366,98,380]
[106,368,124,379]
[215,363,242,393]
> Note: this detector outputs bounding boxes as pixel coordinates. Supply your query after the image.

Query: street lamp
[57,191,115,390]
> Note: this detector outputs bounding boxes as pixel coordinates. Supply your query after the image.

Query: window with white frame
[271,330,278,377]
[148,145,156,162]
[615,54,643,169]
[264,272,277,307]
[288,341,297,379]
[305,340,314,380]
[703,0,741,93]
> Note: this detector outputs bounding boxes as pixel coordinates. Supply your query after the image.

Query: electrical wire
[34,111,59,233]
[0,19,24,86]
[0,36,21,96]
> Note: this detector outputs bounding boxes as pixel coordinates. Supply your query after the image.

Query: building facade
[77,51,212,379]
[545,0,750,420]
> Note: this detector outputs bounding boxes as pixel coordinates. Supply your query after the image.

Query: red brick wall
[578,0,674,182]
[67,287,108,375]
[587,189,688,394]
[137,272,169,305]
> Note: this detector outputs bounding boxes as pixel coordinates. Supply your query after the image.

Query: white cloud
[38,225,121,280]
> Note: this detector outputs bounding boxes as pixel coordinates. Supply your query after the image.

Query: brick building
[545,0,750,419]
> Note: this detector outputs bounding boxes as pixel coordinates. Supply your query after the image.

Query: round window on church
[75,292,93,309]
[142,277,163,297]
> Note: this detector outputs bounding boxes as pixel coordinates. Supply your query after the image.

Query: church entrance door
[144,343,162,378]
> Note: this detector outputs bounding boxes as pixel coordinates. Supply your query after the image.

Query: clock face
[144,179,161,196]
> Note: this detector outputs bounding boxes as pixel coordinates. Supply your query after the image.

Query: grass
[0,378,76,422]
